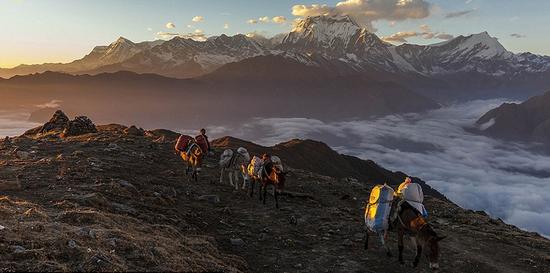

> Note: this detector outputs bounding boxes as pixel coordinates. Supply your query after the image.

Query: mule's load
[248,156,264,178]
[365,184,395,232]
[400,183,428,217]
[175,135,194,152]
[237,147,250,159]
[271,155,283,172]
[219,149,234,167]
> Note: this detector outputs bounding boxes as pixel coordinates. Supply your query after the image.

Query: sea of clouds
[0,111,40,138]
[207,99,550,237]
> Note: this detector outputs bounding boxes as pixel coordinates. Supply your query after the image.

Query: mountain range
[2,15,550,101]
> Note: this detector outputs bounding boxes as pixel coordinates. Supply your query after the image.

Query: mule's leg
[364,230,369,250]
[398,229,404,264]
[379,232,392,257]
[411,236,422,268]
[274,186,279,209]
[229,171,234,188]
[262,184,267,205]
[193,166,198,182]
[233,171,239,190]
[219,168,224,184]
[249,180,255,197]
[241,174,248,190]
[258,182,263,201]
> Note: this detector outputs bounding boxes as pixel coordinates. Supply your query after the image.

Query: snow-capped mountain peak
[279,15,390,62]
[456,32,508,58]
[111,36,135,46]
[290,15,362,44]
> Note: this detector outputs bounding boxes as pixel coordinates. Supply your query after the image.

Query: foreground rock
[24,110,97,138]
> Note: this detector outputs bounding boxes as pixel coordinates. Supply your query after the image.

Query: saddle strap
[228,152,241,168]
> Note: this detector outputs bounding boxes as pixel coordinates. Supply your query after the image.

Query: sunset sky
[1,0,548,68]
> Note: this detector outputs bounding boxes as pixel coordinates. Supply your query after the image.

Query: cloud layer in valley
[219,100,550,237]
[0,111,40,138]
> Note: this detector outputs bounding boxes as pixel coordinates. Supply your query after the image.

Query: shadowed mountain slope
[476,90,550,144]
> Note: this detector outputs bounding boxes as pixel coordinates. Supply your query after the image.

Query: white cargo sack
[248,156,263,178]
[365,184,394,232]
[219,149,234,167]
[401,183,428,217]
[236,147,251,163]
[271,156,283,172]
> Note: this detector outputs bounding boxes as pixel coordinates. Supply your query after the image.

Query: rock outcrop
[124,125,145,136]
[39,110,70,134]
[25,110,97,138]
[62,116,97,137]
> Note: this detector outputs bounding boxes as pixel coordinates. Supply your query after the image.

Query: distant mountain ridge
[0,69,438,128]
[476,90,550,144]
[0,38,161,77]
[2,15,550,100]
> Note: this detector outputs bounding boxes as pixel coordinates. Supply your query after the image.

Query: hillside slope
[0,113,548,272]
[476,90,550,145]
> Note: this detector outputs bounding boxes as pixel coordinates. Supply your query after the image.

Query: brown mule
[178,142,204,182]
[394,202,445,270]
[254,166,286,209]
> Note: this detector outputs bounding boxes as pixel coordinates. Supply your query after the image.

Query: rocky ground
[0,113,549,272]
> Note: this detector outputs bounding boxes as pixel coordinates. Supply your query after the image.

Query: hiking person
[261,153,273,179]
[195,128,212,156]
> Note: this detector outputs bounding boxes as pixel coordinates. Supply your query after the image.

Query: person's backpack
[175,135,194,152]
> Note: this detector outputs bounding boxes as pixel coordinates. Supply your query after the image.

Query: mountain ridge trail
[0,117,548,272]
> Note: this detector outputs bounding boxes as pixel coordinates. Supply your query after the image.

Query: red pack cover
[195,135,209,153]
[175,135,193,151]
